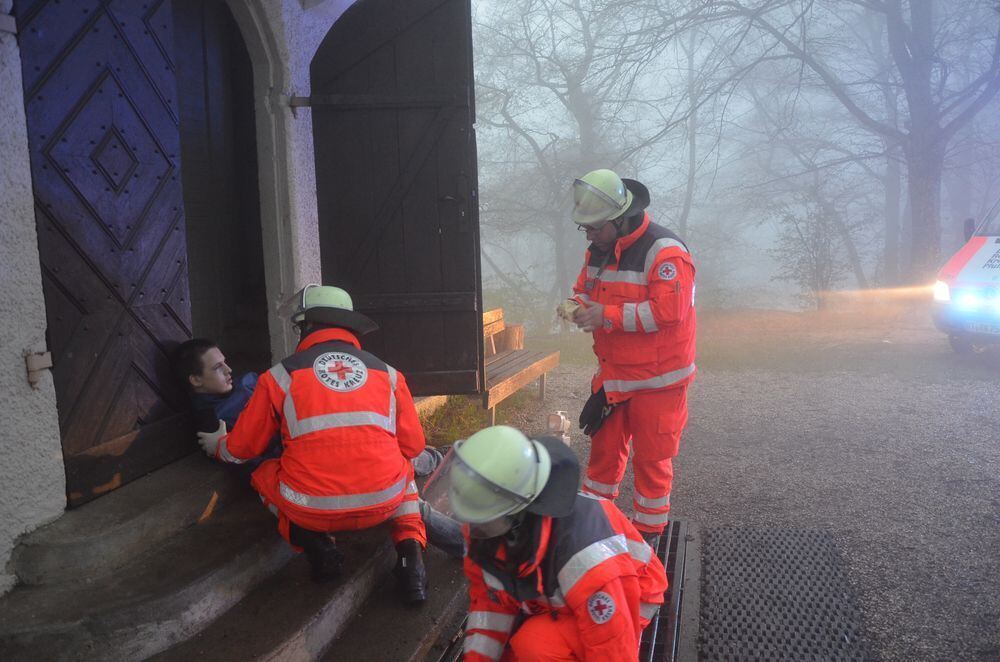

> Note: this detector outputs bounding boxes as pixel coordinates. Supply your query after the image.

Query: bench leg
[539,374,546,402]
[487,406,496,426]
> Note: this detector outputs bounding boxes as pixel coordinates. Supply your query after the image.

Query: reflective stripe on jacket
[572,213,697,404]
[217,327,426,518]
[462,493,668,662]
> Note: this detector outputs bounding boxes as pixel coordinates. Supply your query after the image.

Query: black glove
[579,387,613,437]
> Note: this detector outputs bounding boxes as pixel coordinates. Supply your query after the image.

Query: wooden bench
[483,308,560,425]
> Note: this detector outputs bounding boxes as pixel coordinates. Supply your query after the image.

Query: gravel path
[506,355,1000,662]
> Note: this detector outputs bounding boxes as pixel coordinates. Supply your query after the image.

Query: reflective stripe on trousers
[634,491,670,510]
[464,632,504,660]
[582,477,619,497]
[279,476,406,511]
[392,481,420,518]
[633,510,670,526]
[467,610,515,634]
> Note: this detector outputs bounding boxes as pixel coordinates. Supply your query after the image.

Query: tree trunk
[883,147,902,285]
[904,138,944,282]
[830,209,869,290]
[678,30,698,237]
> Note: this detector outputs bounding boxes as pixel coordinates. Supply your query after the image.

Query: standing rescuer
[438,425,667,661]
[566,169,697,543]
[195,284,429,603]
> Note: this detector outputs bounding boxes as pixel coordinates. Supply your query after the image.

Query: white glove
[197,420,228,458]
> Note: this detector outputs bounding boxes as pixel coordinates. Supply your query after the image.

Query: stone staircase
[0,398,463,661]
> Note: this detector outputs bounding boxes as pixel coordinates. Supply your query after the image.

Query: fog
[470,0,1000,329]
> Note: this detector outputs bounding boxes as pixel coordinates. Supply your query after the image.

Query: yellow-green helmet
[572,169,651,228]
[290,285,353,324]
[448,426,552,524]
[279,284,378,335]
[572,169,632,227]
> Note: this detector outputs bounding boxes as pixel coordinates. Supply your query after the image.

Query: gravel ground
[506,307,1000,662]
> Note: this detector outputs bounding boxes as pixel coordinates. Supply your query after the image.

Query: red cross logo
[314,352,368,392]
[326,360,354,380]
[587,591,616,623]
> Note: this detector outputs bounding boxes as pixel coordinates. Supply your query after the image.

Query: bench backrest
[483,308,524,357]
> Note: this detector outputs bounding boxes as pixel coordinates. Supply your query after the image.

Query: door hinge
[25,351,52,389]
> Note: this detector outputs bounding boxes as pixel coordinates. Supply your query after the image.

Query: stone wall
[0,0,67,594]
[228,0,356,360]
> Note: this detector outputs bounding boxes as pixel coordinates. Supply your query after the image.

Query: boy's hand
[197,420,228,458]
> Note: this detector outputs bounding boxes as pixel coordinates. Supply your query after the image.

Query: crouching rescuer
[196,284,429,603]
[434,425,667,661]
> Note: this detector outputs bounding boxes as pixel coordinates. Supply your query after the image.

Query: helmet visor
[277,284,321,322]
[422,441,538,524]
[572,178,629,226]
[468,515,516,539]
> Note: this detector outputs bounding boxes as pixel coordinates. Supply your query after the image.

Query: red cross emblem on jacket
[327,360,353,380]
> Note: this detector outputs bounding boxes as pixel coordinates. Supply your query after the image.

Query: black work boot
[289,524,344,583]
[394,539,428,605]
[641,530,661,551]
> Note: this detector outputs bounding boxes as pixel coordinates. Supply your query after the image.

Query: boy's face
[189,347,233,395]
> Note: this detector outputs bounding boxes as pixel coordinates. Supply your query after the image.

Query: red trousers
[582,386,688,533]
[503,612,585,661]
[251,459,427,548]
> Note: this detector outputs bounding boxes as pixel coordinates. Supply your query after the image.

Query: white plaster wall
[0,1,67,595]
[229,0,357,359]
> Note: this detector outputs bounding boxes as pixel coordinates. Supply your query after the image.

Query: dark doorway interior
[174,0,269,376]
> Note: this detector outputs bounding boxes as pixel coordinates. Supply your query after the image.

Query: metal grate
[699,528,869,662]
[640,519,689,662]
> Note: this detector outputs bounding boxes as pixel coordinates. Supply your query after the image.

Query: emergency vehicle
[933,202,1000,353]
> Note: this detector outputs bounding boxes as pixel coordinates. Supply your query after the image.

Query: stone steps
[10,453,249,587]
[0,497,292,661]
[152,528,395,661]
[322,545,468,662]
[0,399,457,661]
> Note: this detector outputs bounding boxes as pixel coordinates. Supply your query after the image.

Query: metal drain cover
[699,527,869,662]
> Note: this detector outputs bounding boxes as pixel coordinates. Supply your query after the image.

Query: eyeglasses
[577,221,609,233]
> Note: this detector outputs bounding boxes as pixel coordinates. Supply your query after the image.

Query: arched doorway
[14,0,268,505]
[174,0,270,376]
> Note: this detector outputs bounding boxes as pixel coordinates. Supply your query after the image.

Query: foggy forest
[471,0,1000,324]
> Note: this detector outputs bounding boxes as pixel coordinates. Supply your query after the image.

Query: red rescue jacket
[215,327,425,520]
[462,493,668,662]
[572,213,697,404]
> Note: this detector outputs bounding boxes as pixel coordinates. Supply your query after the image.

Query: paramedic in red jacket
[195,285,428,603]
[566,169,696,543]
[440,425,667,661]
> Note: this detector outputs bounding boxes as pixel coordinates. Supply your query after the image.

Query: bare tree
[474,0,683,308]
[769,196,853,309]
[702,0,1000,281]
